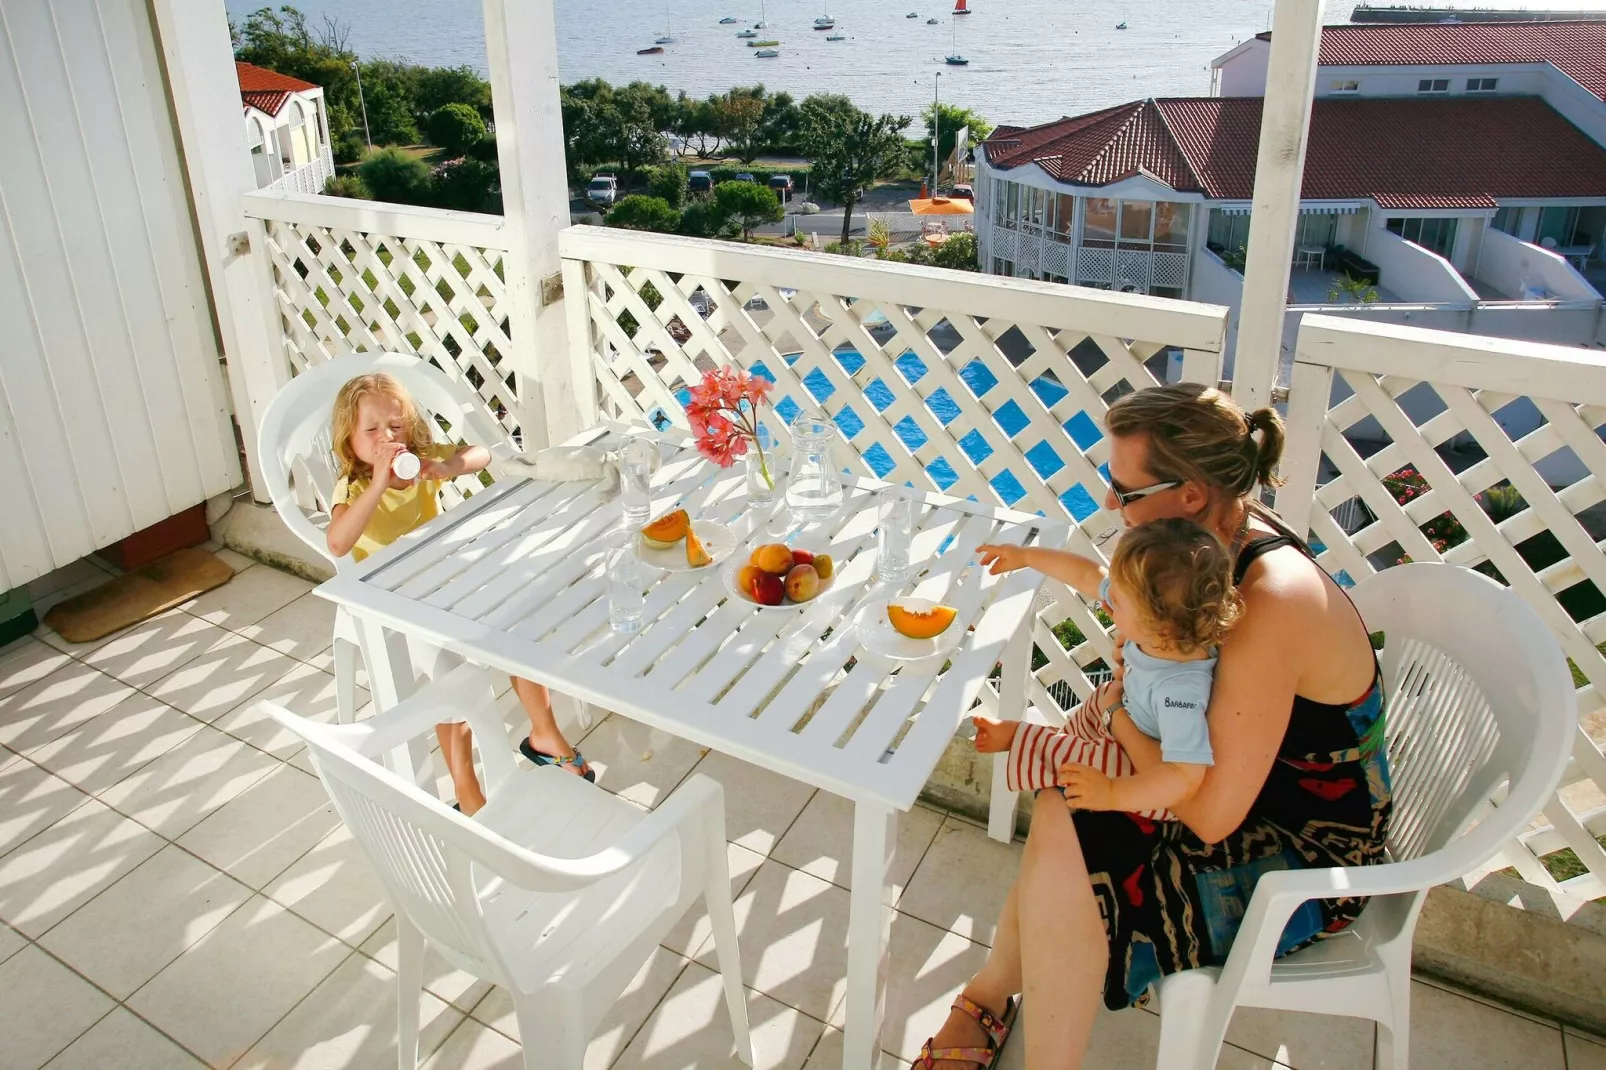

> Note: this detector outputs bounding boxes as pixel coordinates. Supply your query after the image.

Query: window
[1387,216,1460,260]
[1208,209,1251,254]
[1537,205,1582,247]
[1295,212,1337,250]
[1028,187,1046,228]
[1467,78,1498,92]
[992,257,1014,276]
[1119,200,1154,242]
[1083,198,1117,244]
[1054,194,1076,241]
[1417,79,1450,94]
[1329,79,1360,93]
[1154,203,1191,248]
[1491,207,1518,235]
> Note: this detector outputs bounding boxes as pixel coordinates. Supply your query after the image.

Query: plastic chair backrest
[1347,564,1573,866]
[256,353,512,570]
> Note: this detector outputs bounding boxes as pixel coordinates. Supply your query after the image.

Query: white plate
[640,520,736,572]
[720,552,836,610]
[852,597,963,661]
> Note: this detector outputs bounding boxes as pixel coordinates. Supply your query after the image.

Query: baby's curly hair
[1108,518,1243,655]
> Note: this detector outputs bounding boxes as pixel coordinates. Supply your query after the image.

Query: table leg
[843,802,897,1070]
[988,617,1031,843]
[351,613,431,789]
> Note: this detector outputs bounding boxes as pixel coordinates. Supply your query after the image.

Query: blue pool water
[672,347,1105,520]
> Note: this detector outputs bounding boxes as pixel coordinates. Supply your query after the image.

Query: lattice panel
[1076,247,1113,285]
[1284,317,1606,901]
[560,227,1229,727]
[1040,242,1071,278]
[1152,252,1189,290]
[1116,250,1150,293]
[257,218,530,443]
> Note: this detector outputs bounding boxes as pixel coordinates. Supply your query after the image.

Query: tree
[931,231,979,272]
[614,84,671,178]
[607,195,682,234]
[426,103,487,156]
[675,94,727,158]
[362,79,420,146]
[233,6,359,142]
[921,103,992,181]
[717,91,766,163]
[801,101,912,247]
[647,163,689,209]
[760,91,802,155]
[323,173,370,200]
[414,65,492,121]
[715,181,783,239]
[680,199,737,239]
[357,146,433,205]
[434,157,500,212]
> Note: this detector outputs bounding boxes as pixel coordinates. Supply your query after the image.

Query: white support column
[151,0,289,502]
[1232,0,1323,412]
[483,0,583,450]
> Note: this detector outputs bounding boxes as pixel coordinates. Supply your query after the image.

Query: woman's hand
[1060,763,1117,811]
[977,543,1029,575]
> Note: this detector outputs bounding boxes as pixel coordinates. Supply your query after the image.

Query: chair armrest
[306,663,501,761]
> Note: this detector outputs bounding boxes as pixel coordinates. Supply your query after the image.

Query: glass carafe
[784,410,844,522]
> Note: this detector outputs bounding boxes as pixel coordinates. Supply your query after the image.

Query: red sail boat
[954,0,971,13]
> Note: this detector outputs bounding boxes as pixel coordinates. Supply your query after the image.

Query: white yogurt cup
[391,451,421,481]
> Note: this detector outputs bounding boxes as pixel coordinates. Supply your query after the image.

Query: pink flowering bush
[686,365,776,486]
[1382,466,1466,564]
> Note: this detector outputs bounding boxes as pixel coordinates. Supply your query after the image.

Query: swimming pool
[669,347,1106,521]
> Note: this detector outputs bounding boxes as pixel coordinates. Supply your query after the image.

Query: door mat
[43,548,233,644]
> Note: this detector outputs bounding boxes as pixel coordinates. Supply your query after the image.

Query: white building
[238,60,335,194]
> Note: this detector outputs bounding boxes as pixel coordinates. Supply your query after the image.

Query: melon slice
[686,527,712,568]
[887,601,958,639]
[641,509,690,549]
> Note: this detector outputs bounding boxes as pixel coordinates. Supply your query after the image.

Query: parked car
[586,174,618,207]
[769,174,794,201]
[950,183,974,202]
[688,170,714,195]
[735,172,756,184]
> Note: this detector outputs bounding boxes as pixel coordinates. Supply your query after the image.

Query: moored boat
[637,45,664,53]
[755,47,779,57]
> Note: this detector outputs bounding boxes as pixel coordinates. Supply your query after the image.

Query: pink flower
[683,364,773,470]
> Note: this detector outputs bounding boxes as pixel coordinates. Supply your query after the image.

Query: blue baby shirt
[1100,577,1216,765]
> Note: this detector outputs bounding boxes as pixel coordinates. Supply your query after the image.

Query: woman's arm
[1061,759,1206,813]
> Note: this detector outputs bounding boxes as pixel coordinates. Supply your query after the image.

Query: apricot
[641,509,690,549]
[785,564,820,603]
[751,543,794,575]
[813,553,834,581]
[888,601,958,639]
[736,564,763,595]
[752,571,785,606]
[686,528,712,568]
[791,548,815,567]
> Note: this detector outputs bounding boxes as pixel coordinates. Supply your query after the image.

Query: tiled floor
[2,553,1602,1069]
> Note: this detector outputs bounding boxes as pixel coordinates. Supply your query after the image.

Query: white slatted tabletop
[316,425,1058,1070]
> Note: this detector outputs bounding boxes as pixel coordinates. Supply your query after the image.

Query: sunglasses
[1108,477,1183,508]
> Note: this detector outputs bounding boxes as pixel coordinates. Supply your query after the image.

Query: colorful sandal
[519,738,597,783]
[913,993,1017,1069]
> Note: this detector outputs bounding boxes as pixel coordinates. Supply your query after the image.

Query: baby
[973,518,1242,820]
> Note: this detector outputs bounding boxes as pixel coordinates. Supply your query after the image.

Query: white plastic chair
[1153,563,1575,1070]
[256,353,519,723]
[261,663,753,1069]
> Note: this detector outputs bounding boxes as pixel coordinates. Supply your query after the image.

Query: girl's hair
[1105,382,1285,500]
[1109,518,1244,654]
[331,373,431,483]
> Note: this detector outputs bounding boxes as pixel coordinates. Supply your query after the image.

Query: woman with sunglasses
[914,383,1389,1070]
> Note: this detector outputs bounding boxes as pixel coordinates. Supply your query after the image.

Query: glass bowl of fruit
[722,541,836,609]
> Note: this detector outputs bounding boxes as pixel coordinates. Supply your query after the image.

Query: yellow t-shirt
[333,443,456,562]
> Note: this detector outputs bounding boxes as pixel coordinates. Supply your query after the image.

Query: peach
[791,548,815,567]
[752,571,785,606]
[784,564,820,603]
[751,543,795,575]
[736,564,764,595]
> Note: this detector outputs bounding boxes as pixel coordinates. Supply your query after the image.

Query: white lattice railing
[264,149,335,196]
[240,190,531,444]
[1281,314,1606,900]
[558,224,1229,724]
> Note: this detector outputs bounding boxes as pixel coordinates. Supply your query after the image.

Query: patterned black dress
[1070,533,1393,1010]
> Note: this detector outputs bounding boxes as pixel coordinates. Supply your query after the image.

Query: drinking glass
[785,409,844,522]
[607,531,645,634]
[877,491,915,585]
[619,437,658,529]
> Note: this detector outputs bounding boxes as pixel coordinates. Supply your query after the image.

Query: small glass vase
[746,423,778,506]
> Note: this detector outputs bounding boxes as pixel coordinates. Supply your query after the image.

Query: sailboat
[954,0,971,14]
[719,15,738,22]
[1116,20,1128,29]
[737,27,758,37]
[813,1,834,29]
[945,15,968,64]
[754,0,767,29]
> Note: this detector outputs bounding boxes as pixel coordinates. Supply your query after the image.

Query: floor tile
[41,1006,207,1069]
[264,823,394,947]
[826,912,992,1061]
[214,547,257,573]
[38,844,252,999]
[699,859,851,1022]
[83,611,230,690]
[240,592,338,667]
[362,917,496,1013]
[24,691,204,797]
[1224,1005,1375,1069]
[183,563,315,631]
[0,637,72,701]
[772,794,944,905]
[0,919,25,965]
[176,763,339,889]
[0,795,164,937]
[664,841,767,959]
[799,1030,905,1070]
[237,947,461,1070]
[1408,979,1565,1069]
[895,818,1022,947]
[688,751,817,857]
[211,661,357,764]
[127,894,348,1068]
[34,574,122,652]
[97,722,279,839]
[995,1002,1288,1070]
[1566,1030,1606,1070]
[0,944,116,1069]
[578,713,710,810]
[0,659,137,754]
[419,1018,526,1069]
[472,944,690,1067]
[0,757,95,857]
[26,558,113,602]
[146,632,297,724]
[613,961,825,1070]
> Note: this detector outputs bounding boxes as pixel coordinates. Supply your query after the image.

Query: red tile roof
[983,95,1606,209]
[1261,21,1606,101]
[236,61,320,116]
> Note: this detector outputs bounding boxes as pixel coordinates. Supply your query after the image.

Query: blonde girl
[327,373,592,814]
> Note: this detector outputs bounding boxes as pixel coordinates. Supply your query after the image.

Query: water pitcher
[785,410,843,521]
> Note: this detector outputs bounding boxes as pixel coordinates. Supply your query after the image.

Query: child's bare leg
[512,677,590,776]
[436,721,486,815]
[970,716,1020,754]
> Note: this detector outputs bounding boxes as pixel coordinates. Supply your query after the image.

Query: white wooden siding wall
[0,0,239,590]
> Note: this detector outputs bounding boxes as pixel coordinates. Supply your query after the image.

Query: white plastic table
[317,426,1059,1069]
